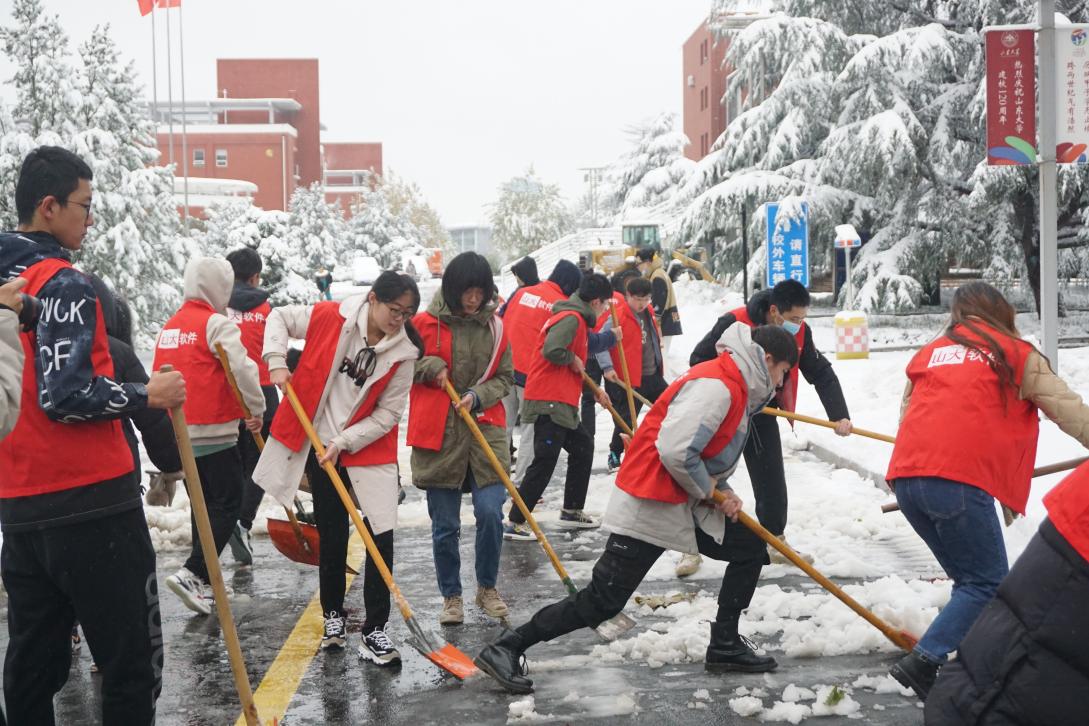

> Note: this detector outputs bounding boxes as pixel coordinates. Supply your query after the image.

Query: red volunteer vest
[594,292,624,332]
[523,309,589,409]
[229,300,272,386]
[608,300,661,389]
[153,300,243,425]
[616,353,749,504]
[886,324,1038,512]
[504,281,564,375]
[1044,461,1089,563]
[407,311,508,451]
[733,306,805,412]
[0,258,134,497]
[268,302,401,466]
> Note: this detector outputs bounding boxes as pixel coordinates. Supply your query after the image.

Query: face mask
[782,320,801,335]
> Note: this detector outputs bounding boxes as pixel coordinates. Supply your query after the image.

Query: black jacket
[689,290,849,421]
[229,280,270,313]
[510,256,540,287]
[926,520,1089,725]
[108,337,181,477]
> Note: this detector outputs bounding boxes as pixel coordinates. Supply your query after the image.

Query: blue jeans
[425,470,506,598]
[894,476,1009,663]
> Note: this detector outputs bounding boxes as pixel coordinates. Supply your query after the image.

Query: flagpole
[150,4,159,125]
[165,0,175,167]
[178,1,190,231]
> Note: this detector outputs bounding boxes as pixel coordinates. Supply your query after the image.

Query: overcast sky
[0,1,710,225]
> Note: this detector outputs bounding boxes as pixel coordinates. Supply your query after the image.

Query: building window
[700,39,708,65]
[216,149,228,168]
[193,148,205,167]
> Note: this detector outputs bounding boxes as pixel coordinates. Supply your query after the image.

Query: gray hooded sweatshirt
[601,323,777,554]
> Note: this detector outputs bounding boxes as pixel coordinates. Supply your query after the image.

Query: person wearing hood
[503,273,615,540]
[408,252,514,626]
[254,271,424,665]
[223,247,279,565]
[499,258,584,484]
[0,146,186,725]
[636,246,682,348]
[0,277,27,440]
[476,324,800,694]
[154,256,265,616]
[683,280,851,576]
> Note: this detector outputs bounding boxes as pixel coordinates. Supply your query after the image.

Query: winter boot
[705,621,777,673]
[475,628,534,694]
[889,651,940,700]
[439,595,464,625]
[476,587,510,619]
[768,534,814,565]
[675,553,703,578]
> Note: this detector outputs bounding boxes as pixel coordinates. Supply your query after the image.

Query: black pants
[743,412,787,537]
[516,526,767,647]
[184,446,244,583]
[237,386,279,530]
[306,452,393,631]
[509,415,594,524]
[2,507,161,725]
[605,372,668,456]
[580,359,603,438]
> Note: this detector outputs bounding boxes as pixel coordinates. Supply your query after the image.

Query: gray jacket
[602,323,777,554]
[0,309,22,440]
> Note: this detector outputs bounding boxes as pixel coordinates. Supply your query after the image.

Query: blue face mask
[782,320,802,335]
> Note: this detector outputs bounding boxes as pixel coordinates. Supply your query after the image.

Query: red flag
[137,0,154,15]
[156,0,181,7]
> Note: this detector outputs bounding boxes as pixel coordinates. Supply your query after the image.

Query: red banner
[137,0,153,16]
[985,29,1037,165]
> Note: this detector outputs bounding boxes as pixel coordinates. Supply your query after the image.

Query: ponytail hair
[946,282,1020,394]
[370,270,425,359]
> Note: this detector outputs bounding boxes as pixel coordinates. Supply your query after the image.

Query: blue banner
[765,202,809,288]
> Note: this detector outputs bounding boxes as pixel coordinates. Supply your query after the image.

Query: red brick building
[155,58,381,216]
[323,142,384,210]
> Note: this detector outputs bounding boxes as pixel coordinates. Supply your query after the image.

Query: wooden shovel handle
[582,371,634,437]
[214,343,312,555]
[610,305,638,433]
[160,365,262,725]
[761,406,896,444]
[282,382,415,620]
[443,381,578,595]
[712,489,916,651]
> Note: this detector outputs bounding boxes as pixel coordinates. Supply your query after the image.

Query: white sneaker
[165,567,212,616]
[321,611,347,650]
[675,553,703,578]
[359,628,401,666]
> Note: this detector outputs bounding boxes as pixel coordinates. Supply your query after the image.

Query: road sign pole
[845,246,852,308]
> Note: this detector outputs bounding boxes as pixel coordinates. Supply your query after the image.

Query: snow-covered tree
[0,0,79,138]
[285,182,348,277]
[674,0,1089,312]
[489,167,572,261]
[605,111,696,221]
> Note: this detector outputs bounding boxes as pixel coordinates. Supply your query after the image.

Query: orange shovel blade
[426,643,479,680]
[267,517,321,567]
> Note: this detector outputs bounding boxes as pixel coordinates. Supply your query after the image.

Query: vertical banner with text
[1056,25,1089,164]
[985,29,1037,165]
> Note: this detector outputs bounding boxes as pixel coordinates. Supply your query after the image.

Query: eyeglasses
[339,346,377,387]
[64,200,93,221]
[382,301,415,322]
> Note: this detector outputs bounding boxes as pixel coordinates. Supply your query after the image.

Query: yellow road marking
[235,535,365,725]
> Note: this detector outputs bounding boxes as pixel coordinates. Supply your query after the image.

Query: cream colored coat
[253,295,417,535]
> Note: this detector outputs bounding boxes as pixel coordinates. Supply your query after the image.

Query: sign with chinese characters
[765,202,809,288]
[985,29,1037,165]
[1056,25,1089,164]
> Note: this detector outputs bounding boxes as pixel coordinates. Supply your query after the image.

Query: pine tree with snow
[674,0,1089,312]
[286,182,348,279]
[490,167,572,261]
[605,111,696,221]
[0,0,79,138]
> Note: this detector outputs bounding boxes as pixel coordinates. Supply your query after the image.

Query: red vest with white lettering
[523,309,589,409]
[1044,461,1089,563]
[503,280,565,375]
[616,353,749,504]
[732,306,805,412]
[886,323,1038,512]
[268,302,401,466]
[153,300,243,425]
[608,300,660,389]
[407,311,508,451]
[0,258,134,497]
[229,300,272,386]
[594,292,624,333]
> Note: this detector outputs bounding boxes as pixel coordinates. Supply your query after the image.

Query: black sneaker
[705,623,777,673]
[607,451,621,472]
[890,651,940,700]
[359,628,401,666]
[557,509,600,529]
[321,611,346,650]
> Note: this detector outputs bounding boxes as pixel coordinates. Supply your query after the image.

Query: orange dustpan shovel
[283,381,478,679]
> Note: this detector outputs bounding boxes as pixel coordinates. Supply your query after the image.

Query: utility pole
[1038,0,1059,367]
[579,166,606,227]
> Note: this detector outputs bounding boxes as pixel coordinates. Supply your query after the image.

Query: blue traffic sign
[766,202,809,288]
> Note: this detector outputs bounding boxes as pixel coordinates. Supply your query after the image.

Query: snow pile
[781,684,816,702]
[810,685,861,717]
[851,673,914,697]
[729,695,765,717]
[761,700,811,723]
[506,696,552,723]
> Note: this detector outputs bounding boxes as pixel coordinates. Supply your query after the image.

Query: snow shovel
[283,381,478,680]
[609,305,638,433]
[161,365,263,726]
[443,381,636,641]
[214,344,321,567]
[616,380,653,408]
[711,489,918,652]
[581,372,634,438]
[761,406,896,444]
